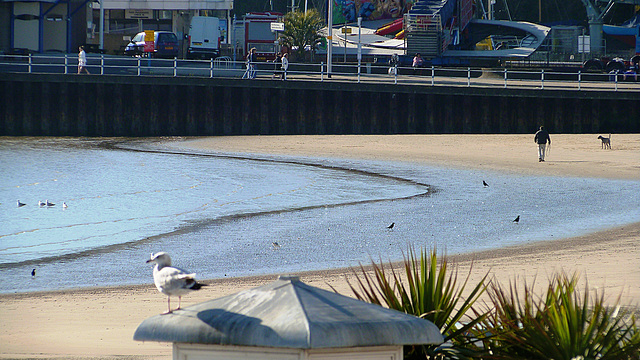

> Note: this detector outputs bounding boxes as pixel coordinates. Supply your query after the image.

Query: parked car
[124,31,179,58]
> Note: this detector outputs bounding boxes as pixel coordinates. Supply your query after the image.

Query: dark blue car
[124,31,179,58]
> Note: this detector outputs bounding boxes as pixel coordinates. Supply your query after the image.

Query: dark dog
[598,134,611,149]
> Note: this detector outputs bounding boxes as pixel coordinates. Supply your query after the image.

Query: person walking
[78,46,90,74]
[534,126,551,162]
[271,52,282,79]
[281,53,289,80]
[242,48,257,79]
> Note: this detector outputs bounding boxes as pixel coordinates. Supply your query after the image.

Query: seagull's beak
[146,259,153,263]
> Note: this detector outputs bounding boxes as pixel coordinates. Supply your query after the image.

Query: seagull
[38,201,45,207]
[17,200,26,207]
[31,268,36,277]
[146,252,206,314]
[513,215,520,223]
[387,222,395,229]
[62,202,68,209]
[272,241,281,249]
[483,180,489,187]
[45,200,55,207]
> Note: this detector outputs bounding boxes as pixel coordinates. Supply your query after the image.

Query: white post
[541,69,544,90]
[305,0,308,13]
[578,70,581,91]
[431,65,434,86]
[210,58,214,78]
[101,54,104,75]
[174,58,177,77]
[504,67,507,88]
[357,17,362,83]
[64,54,68,74]
[327,0,333,77]
[467,67,471,87]
[99,0,105,51]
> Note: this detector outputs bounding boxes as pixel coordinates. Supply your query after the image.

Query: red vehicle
[242,12,282,61]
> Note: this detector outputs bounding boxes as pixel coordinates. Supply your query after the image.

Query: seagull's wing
[153,266,198,296]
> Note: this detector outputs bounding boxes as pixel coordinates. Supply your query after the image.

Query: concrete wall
[1,73,638,136]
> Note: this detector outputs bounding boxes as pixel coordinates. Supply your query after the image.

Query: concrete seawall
[1,73,637,136]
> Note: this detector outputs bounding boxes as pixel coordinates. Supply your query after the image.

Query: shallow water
[1,138,639,294]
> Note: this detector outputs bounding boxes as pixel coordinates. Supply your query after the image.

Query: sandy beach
[1,134,639,359]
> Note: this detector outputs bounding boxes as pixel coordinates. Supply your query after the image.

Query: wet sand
[1,134,638,359]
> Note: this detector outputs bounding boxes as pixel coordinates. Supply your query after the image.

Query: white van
[187,17,221,59]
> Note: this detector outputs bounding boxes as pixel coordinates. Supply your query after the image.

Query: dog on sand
[598,134,611,149]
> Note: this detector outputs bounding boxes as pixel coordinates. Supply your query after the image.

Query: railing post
[210,58,214,78]
[64,54,68,74]
[504,68,507,88]
[615,70,618,91]
[137,57,141,76]
[541,69,544,90]
[467,67,471,87]
[394,64,397,84]
[431,65,435,86]
[28,53,32,73]
[173,57,177,77]
[321,62,324,82]
[357,61,361,83]
[101,55,104,75]
[578,70,581,91]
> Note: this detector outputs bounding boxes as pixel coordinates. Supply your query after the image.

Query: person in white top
[78,46,90,74]
[281,53,289,80]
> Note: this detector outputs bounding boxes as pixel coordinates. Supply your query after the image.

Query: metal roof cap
[134,275,443,349]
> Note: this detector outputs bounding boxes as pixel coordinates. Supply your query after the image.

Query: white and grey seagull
[146,252,206,314]
[17,200,26,207]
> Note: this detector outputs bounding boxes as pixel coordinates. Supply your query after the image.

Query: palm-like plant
[279,10,324,61]
[344,247,490,359]
[477,272,640,360]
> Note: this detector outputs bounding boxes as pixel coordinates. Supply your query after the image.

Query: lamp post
[327,0,332,77]
[357,17,362,80]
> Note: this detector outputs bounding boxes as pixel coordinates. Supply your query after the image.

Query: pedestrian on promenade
[534,126,551,162]
[243,48,257,79]
[78,46,90,74]
[272,52,282,79]
[281,53,289,80]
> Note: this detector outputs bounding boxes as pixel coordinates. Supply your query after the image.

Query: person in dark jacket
[534,126,551,162]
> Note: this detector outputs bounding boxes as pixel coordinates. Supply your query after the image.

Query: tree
[279,10,324,62]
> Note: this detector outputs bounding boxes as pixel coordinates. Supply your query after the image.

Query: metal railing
[1,53,638,92]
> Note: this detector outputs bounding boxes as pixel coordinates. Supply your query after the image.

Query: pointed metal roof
[134,275,443,349]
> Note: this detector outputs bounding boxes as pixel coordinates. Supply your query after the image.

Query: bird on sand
[513,215,520,223]
[38,201,45,207]
[483,180,489,187]
[272,241,281,249]
[62,202,68,209]
[387,222,395,229]
[146,252,206,314]
[45,200,55,207]
[31,268,36,277]
[17,200,26,207]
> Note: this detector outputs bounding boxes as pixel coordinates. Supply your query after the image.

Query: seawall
[1,73,638,136]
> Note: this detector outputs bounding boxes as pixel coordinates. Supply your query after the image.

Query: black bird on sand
[387,222,395,229]
[513,215,520,223]
[31,268,36,277]
[483,180,489,187]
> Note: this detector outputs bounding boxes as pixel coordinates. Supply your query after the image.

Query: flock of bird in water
[16,200,67,208]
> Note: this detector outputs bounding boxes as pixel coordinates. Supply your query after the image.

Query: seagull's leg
[167,296,172,313]
[177,296,182,310]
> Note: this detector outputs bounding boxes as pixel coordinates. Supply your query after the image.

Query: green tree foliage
[279,10,324,61]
